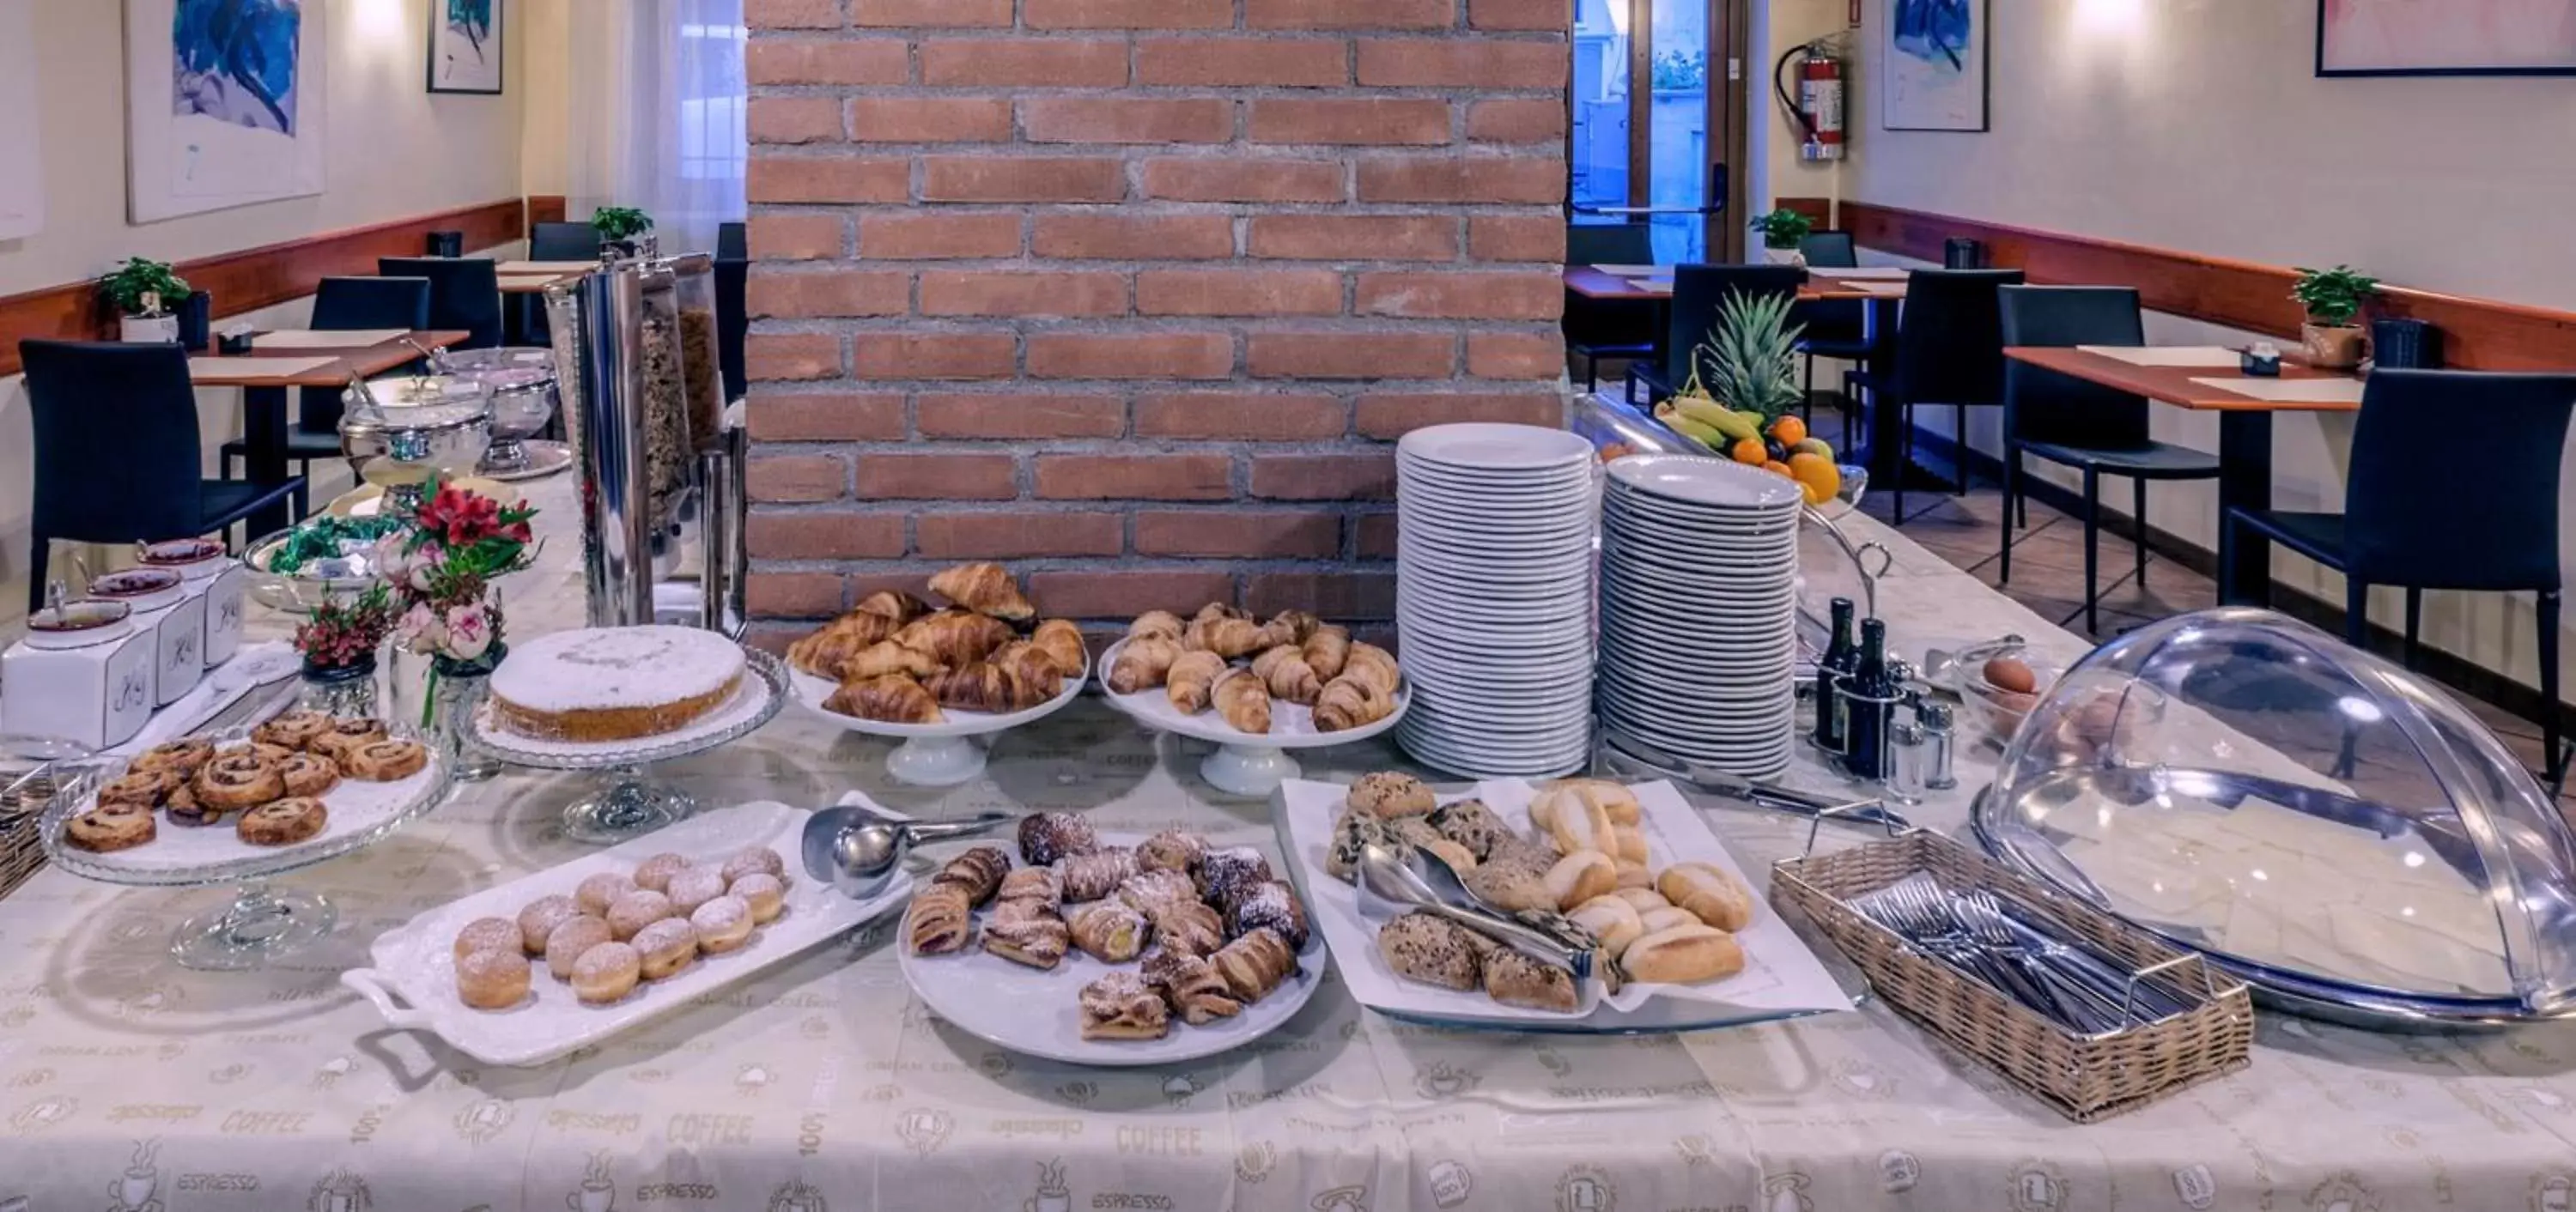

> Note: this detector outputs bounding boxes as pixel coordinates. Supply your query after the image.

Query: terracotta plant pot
[2301,322,2366,370]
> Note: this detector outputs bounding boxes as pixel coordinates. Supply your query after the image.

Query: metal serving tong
[1351,843,1607,993]
[801,803,1013,901]
[1602,730,1912,832]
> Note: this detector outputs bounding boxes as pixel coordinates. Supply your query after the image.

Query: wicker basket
[1773,828,2254,1123]
[0,765,60,900]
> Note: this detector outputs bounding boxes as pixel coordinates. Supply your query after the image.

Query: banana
[1669,397,1739,431]
[1654,405,1725,450]
[1704,409,1762,445]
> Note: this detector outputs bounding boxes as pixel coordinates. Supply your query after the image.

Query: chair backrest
[1567,222,1653,267]
[714,257,749,406]
[717,221,749,261]
[313,276,433,332]
[529,221,603,262]
[378,257,504,350]
[2345,369,2576,589]
[1890,268,2024,407]
[1664,264,1807,388]
[1800,231,1859,269]
[20,341,206,542]
[1996,285,2152,449]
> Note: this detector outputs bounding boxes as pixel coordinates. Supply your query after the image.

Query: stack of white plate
[1596,455,1804,778]
[1393,423,1597,778]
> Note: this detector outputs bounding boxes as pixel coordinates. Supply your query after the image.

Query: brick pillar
[742,0,1571,634]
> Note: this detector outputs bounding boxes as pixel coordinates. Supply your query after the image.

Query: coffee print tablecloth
[8,489,2576,1212]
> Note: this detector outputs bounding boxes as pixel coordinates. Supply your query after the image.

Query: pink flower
[444,603,493,662]
[394,602,444,654]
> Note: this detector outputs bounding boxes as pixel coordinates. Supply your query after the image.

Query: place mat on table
[497,260,597,274]
[1820,266,1910,280]
[2079,345,2245,367]
[187,356,337,381]
[1591,264,1668,276]
[2188,375,2366,404]
[252,329,408,350]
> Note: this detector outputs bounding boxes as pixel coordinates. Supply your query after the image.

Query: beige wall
[1839,0,2576,700]
[1752,0,1856,219]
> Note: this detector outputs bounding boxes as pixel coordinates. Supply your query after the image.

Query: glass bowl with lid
[1971,606,2576,1028]
[340,374,494,512]
[436,348,558,473]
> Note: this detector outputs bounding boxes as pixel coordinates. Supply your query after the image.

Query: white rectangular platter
[342,802,908,1066]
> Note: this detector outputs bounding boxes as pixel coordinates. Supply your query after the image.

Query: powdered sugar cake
[489,626,747,742]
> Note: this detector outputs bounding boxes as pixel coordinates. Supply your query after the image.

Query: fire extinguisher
[1774,39,1846,162]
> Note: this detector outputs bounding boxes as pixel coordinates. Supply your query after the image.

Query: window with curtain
[567,0,746,254]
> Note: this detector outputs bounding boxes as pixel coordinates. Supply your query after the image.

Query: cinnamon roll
[253,710,334,751]
[191,751,287,811]
[278,753,341,798]
[130,738,214,779]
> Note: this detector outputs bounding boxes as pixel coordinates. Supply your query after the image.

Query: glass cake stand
[39,724,457,970]
[466,646,787,844]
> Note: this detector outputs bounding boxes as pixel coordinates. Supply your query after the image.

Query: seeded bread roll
[1347,772,1436,819]
[1619,924,1746,985]
[1375,912,1480,991]
[1459,839,1557,913]
[1425,798,1514,861]
[1481,948,1580,1013]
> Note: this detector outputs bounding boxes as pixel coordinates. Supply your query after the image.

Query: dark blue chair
[218,276,433,517]
[1998,286,2222,633]
[1880,268,2024,523]
[529,221,603,262]
[378,257,505,350]
[1624,264,1807,407]
[21,341,305,614]
[1564,223,1658,393]
[1795,231,1874,446]
[2222,368,2576,780]
[717,221,749,262]
[715,255,748,407]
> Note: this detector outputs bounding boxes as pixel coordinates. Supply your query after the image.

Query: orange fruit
[1730,438,1767,466]
[1770,415,1807,446]
[1788,452,1841,505]
[1763,460,1795,479]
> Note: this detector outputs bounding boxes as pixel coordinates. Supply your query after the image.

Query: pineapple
[1682,288,1806,427]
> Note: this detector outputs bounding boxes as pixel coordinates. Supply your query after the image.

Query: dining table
[7,471,2576,1210]
[2002,345,2366,609]
[186,328,471,539]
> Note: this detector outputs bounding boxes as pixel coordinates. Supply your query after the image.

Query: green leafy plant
[2292,264,2379,327]
[1751,208,1815,251]
[1685,288,1807,424]
[1651,49,1707,92]
[100,258,190,318]
[591,207,654,242]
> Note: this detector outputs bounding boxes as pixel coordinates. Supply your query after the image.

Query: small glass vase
[298,656,380,718]
[428,645,507,783]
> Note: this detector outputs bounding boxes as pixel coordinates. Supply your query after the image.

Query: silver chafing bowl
[339,374,495,512]
[435,348,560,474]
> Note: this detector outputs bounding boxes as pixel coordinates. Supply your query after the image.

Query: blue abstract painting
[170,0,300,136]
[1892,0,1972,72]
[432,0,504,94]
[1883,0,1988,131]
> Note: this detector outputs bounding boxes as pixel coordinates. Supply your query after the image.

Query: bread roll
[1542,778,1643,826]
[1613,888,1671,914]
[1611,825,1649,866]
[1613,859,1654,890]
[1539,791,1618,857]
[1658,862,1756,932]
[1619,924,1745,985]
[1638,906,1699,935]
[1567,894,1644,957]
[1543,850,1618,911]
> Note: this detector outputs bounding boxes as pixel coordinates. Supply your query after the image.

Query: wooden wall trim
[527,195,568,231]
[0,197,536,379]
[1781,198,2576,373]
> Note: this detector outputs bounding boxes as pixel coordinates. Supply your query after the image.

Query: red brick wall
[742,0,1571,632]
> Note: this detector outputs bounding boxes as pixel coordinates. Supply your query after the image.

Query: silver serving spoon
[801,805,1013,901]
[1354,844,1592,981]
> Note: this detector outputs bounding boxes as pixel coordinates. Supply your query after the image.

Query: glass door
[1570,0,1745,264]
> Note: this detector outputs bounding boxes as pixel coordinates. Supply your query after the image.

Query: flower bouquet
[374,476,539,730]
[291,584,396,717]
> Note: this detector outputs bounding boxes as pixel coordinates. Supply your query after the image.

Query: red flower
[419,487,502,548]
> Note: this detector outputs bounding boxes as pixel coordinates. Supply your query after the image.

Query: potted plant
[2291,264,2379,370]
[1751,209,1814,267]
[591,206,654,255]
[101,258,191,344]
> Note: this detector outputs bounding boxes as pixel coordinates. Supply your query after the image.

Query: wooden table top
[186,329,469,388]
[1562,265,1904,303]
[2002,345,2366,413]
[497,270,584,294]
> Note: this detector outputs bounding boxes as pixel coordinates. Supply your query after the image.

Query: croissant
[1185,615,1290,659]
[838,639,944,682]
[1268,610,1323,644]
[1212,667,1273,734]
[896,609,1014,668]
[924,663,1025,714]
[787,611,899,678]
[1028,619,1087,678]
[990,641,1066,706]
[1128,610,1186,642]
[1194,602,1249,625]
[1107,635,1182,694]
[854,589,930,625]
[1302,624,1351,681]
[1313,675,1395,732]
[1250,645,1324,706]
[1165,651,1228,713]
[824,673,943,724]
[1341,642,1401,696]
[928,561,1036,622]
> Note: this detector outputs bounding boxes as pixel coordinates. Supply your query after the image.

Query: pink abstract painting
[2320,0,2576,75]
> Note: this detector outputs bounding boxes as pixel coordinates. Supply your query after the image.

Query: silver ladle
[801,805,1014,901]
[1353,843,1593,982]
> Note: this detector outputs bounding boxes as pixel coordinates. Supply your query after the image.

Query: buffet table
[6,491,2576,1212]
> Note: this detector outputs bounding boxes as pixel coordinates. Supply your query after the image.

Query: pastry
[1116,869,1200,914]
[1140,949,1240,1025]
[1611,826,1649,866]
[1194,602,1249,625]
[932,846,1012,905]
[823,673,943,724]
[252,711,333,751]
[1544,851,1619,911]
[1127,610,1186,642]
[924,661,1048,714]
[724,845,784,893]
[1106,635,1182,694]
[928,561,1036,621]
[1482,948,1580,1012]
[1225,881,1309,951]
[572,941,642,1005]
[1186,615,1291,660]
[1567,895,1645,958]
[1538,778,1643,827]
[836,639,942,682]
[1068,901,1150,963]
[488,625,745,742]
[456,948,532,1010]
[1212,667,1271,733]
[1055,847,1139,903]
[1427,798,1514,861]
[1340,643,1400,696]
[1077,971,1170,1041]
[1376,912,1481,991]
[632,918,700,980]
[1136,830,1206,876]
[895,609,1015,668]
[1348,772,1435,819]
[1312,676,1395,733]
[1210,927,1298,1003]
[131,738,214,778]
[163,784,219,827]
[1144,898,1224,958]
[1325,808,1397,882]
[544,915,615,981]
[854,588,930,624]
[1540,791,1618,857]
[1163,650,1227,713]
[576,872,640,917]
[606,890,676,941]
[634,853,691,894]
[996,865,1063,911]
[345,737,427,782]
[308,717,390,764]
[732,872,787,924]
[278,753,341,797]
[1658,863,1757,932]
[1301,625,1351,680]
[1250,645,1324,706]
[1638,906,1699,935]
[454,916,526,961]
[1389,818,1478,873]
[66,803,156,851]
[1197,845,1273,907]
[906,882,975,955]
[666,866,730,917]
[236,797,327,846]
[983,913,1070,970]
[95,769,176,809]
[1028,619,1088,678]
[1460,840,1558,913]
[1613,888,1671,914]
[1619,924,1746,985]
[692,895,755,953]
[788,609,900,678]
[1267,609,1322,643]
[517,895,585,954]
[990,641,1066,705]
[239,741,296,767]
[1018,812,1097,867]
[192,751,286,811]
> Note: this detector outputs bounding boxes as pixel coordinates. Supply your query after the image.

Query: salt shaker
[1886,721,1929,804]
[1916,701,1959,791]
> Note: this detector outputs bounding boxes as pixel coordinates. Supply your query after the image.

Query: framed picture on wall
[1882,0,1990,132]
[2318,0,2576,76]
[0,0,40,240]
[429,0,505,94]
[125,0,328,224]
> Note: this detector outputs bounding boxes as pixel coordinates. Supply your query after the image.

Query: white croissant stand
[786,652,1090,788]
[1092,638,1411,798]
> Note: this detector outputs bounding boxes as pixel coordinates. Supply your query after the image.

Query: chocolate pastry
[1136,829,1206,876]
[1196,845,1273,908]
[1224,881,1309,951]
[931,845,1012,906]
[1017,811,1097,868]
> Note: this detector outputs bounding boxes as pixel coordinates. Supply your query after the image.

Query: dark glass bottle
[1844,619,1899,779]
[1814,597,1861,754]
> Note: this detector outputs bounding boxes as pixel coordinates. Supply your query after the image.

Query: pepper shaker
[1916,701,1959,791]
[1886,720,1929,804]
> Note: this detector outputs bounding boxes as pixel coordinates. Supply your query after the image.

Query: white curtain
[564,0,747,255]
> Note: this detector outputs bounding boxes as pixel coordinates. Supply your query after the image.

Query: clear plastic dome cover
[1974,607,2576,1022]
